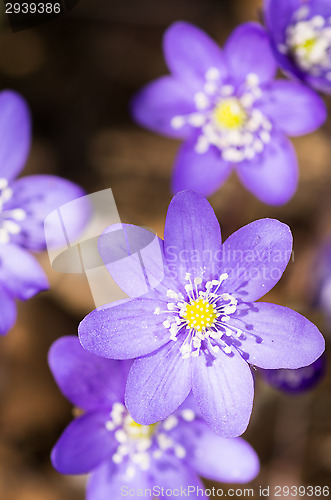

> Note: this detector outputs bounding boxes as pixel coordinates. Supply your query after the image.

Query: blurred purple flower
[131,21,326,205]
[264,0,331,94]
[312,239,331,321]
[261,353,326,394]
[79,190,325,437]
[0,90,88,335]
[49,336,260,499]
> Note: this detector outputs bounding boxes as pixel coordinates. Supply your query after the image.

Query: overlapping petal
[131,76,197,139]
[164,190,222,281]
[236,129,298,205]
[0,244,48,300]
[309,0,331,17]
[125,340,191,425]
[51,411,116,474]
[163,21,227,89]
[0,90,31,181]
[191,348,254,437]
[98,224,166,298]
[48,336,129,411]
[7,175,88,251]
[187,422,260,483]
[261,81,327,136]
[224,22,277,85]
[219,218,293,302]
[171,138,233,196]
[230,302,325,369]
[87,462,152,500]
[152,457,206,499]
[264,0,301,43]
[79,296,170,360]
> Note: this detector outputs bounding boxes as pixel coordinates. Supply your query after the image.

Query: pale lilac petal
[0,284,16,335]
[98,224,166,298]
[192,349,254,437]
[261,81,327,136]
[87,462,152,500]
[219,218,293,302]
[236,129,298,205]
[230,302,325,369]
[163,21,227,89]
[131,76,197,139]
[171,138,232,197]
[264,0,301,44]
[48,336,130,411]
[152,457,206,499]
[7,175,87,251]
[125,340,191,425]
[309,0,331,17]
[163,190,222,282]
[0,244,48,300]
[78,296,170,360]
[224,23,277,85]
[187,421,260,483]
[0,90,31,181]
[51,411,116,474]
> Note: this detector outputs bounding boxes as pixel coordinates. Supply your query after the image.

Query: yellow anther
[213,98,247,130]
[183,297,217,332]
[125,418,157,440]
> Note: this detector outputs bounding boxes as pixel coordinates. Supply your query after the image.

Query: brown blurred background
[0,0,331,498]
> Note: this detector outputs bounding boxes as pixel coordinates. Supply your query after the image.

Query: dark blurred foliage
[0,0,331,498]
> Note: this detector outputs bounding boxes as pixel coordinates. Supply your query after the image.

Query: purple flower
[264,0,331,94]
[79,190,325,437]
[49,336,260,499]
[131,21,326,205]
[312,239,331,321]
[261,353,326,394]
[0,90,88,335]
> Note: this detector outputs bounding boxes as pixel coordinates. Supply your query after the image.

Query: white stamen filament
[155,273,242,359]
[0,178,26,244]
[104,403,194,477]
[283,10,331,76]
[170,70,272,163]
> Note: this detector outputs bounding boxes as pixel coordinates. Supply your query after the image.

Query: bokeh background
[0,0,331,498]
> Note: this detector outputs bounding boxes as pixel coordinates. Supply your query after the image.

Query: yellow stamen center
[182,297,217,332]
[301,37,316,53]
[125,418,158,440]
[213,98,247,130]
[295,37,317,58]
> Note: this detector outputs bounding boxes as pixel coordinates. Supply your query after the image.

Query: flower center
[124,419,158,440]
[170,69,272,163]
[212,98,247,130]
[182,297,217,331]
[300,37,318,55]
[105,402,193,478]
[282,8,331,79]
[155,273,243,358]
[0,177,26,244]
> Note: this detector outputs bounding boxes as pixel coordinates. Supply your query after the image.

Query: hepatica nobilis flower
[264,0,331,94]
[132,21,326,205]
[49,336,260,499]
[79,191,325,437]
[0,90,87,335]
